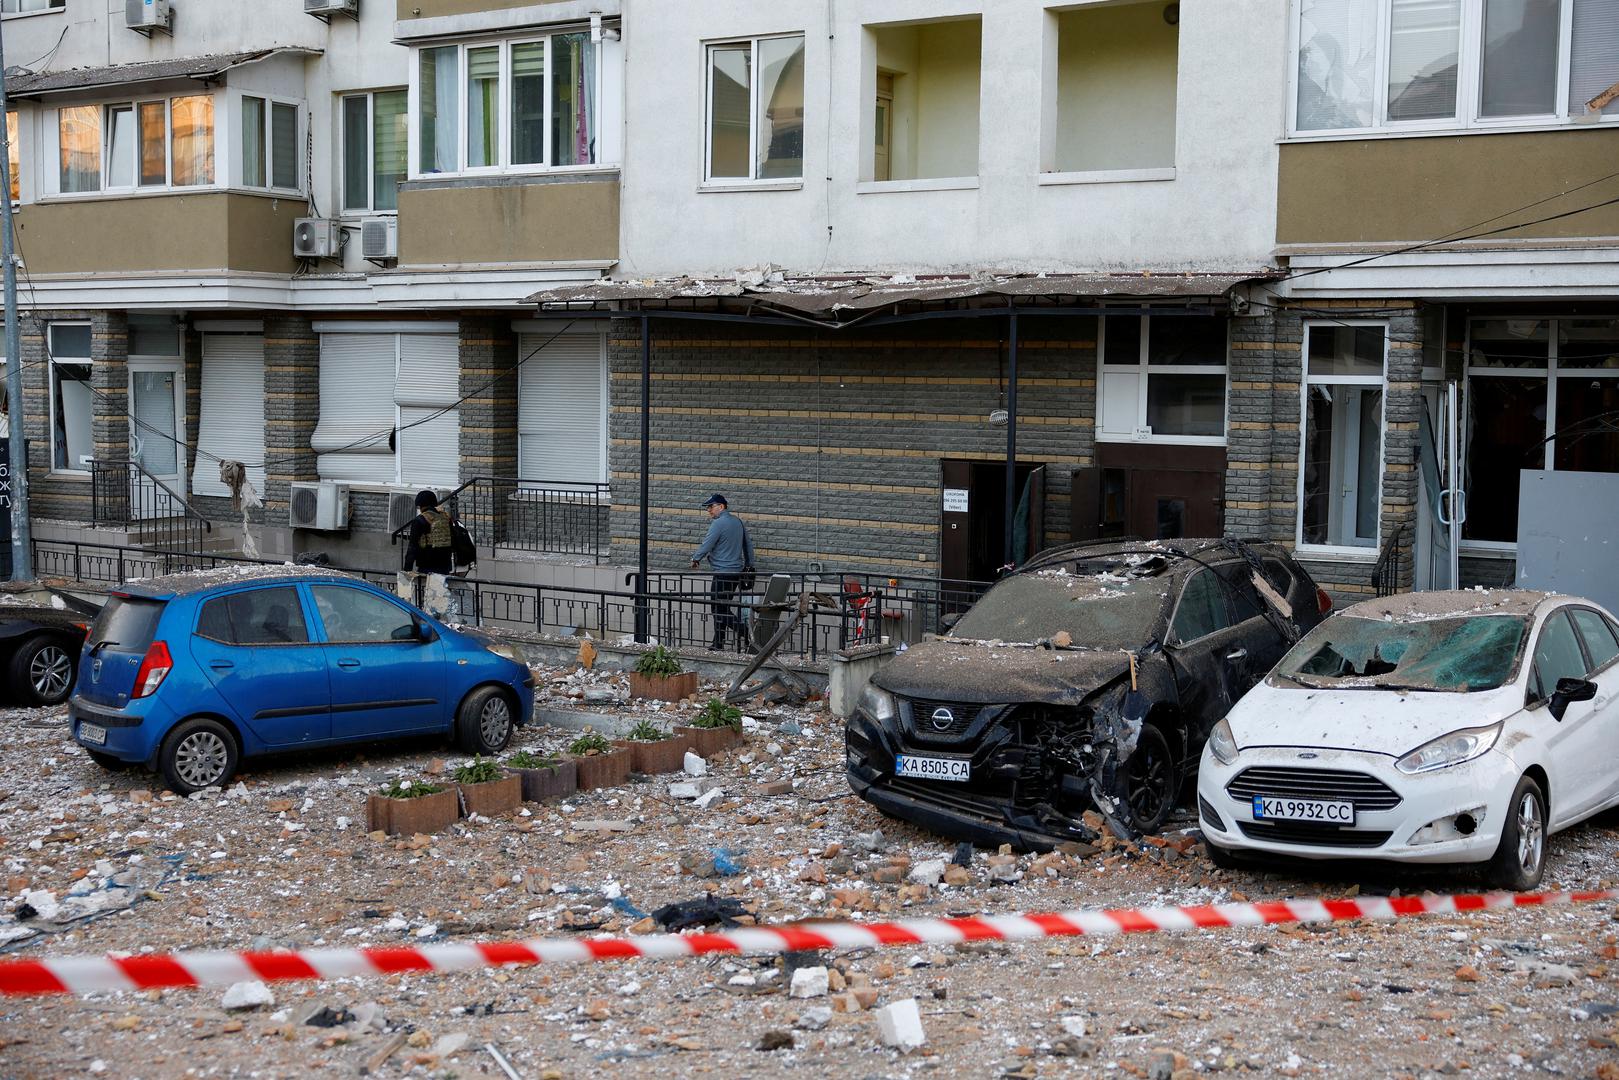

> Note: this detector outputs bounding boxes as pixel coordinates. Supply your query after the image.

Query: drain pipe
[1002,312,1019,571]
[635,312,651,642]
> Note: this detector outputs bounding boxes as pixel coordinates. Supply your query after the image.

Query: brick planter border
[674,724,742,758]
[572,748,633,790]
[613,737,688,774]
[365,788,459,837]
[456,774,522,818]
[512,761,578,802]
[629,671,698,702]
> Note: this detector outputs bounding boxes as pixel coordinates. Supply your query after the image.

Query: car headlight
[483,640,521,662]
[1395,722,1502,775]
[1207,718,1239,766]
[860,684,897,723]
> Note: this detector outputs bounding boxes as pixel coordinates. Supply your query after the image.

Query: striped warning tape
[3,887,1615,997]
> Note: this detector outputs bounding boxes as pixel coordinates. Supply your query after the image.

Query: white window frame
[407,31,605,181]
[238,93,303,195]
[702,32,807,186]
[1,0,65,16]
[1287,0,1616,139]
[48,93,227,198]
[1095,311,1229,447]
[46,321,94,477]
[1295,320,1389,557]
[340,89,407,215]
[1460,315,1619,555]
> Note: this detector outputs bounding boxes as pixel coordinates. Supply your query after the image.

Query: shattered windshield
[950,569,1171,648]
[1277,614,1528,692]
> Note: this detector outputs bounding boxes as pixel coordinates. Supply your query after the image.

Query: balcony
[396,174,619,268]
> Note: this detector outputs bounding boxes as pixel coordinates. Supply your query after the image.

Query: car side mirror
[417,621,439,644]
[1548,676,1597,720]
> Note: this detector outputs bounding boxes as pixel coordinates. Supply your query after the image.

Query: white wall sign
[942,488,969,513]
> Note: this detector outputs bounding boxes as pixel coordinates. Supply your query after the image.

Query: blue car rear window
[90,596,166,653]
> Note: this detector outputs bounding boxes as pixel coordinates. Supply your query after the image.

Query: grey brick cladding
[605,316,1097,575]
[457,315,518,483]
[262,313,319,529]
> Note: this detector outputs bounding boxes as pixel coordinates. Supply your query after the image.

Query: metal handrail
[1372,523,1406,598]
[389,476,611,563]
[91,459,213,533]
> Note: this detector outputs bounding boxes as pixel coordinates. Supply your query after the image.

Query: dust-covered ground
[2,668,1617,1080]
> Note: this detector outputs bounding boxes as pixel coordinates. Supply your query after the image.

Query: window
[197,587,309,646]
[194,333,266,500]
[1294,0,1619,134]
[414,31,601,177]
[342,90,406,212]
[1172,569,1230,642]
[866,18,981,182]
[1570,608,1619,670]
[48,322,93,473]
[1097,313,1228,442]
[1048,1,1178,174]
[312,327,460,487]
[2,1,65,11]
[55,95,219,193]
[311,586,416,644]
[5,109,17,202]
[1299,323,1387,551]
[242,96,299,192]
[1464,317,1619,545]
[705,34,805,182]
[515,328,607,484]
[1530,609,1587,700]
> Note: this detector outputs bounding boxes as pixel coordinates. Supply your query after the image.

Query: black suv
[845,538,1330,849]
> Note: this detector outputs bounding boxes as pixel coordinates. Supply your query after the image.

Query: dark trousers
[710,572,749,650]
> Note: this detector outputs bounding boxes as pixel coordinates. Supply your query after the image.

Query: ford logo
[929,707,955,732]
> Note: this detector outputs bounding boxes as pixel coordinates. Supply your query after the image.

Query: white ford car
[1196,590,1619,890]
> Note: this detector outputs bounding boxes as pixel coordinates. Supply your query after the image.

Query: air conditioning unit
[290,482,351,531]
[125,0,171,35]
[361,217,397,262]
[304,0,359,20]
[293,218,339,260]
[386,490,419,534]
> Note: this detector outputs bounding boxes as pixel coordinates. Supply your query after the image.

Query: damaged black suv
[846,539,1330,849]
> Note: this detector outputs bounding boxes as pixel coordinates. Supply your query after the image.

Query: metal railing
[1372,523,1407,598]
[391,476,610,563]
[90,459,213,562]
[644,570,993,639]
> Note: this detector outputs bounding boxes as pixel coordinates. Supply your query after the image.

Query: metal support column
[0,19,31,581]
[1002,312,1019,571]
[634,314,651,641]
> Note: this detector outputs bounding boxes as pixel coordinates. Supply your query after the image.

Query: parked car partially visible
[846,539,1330,848]
[0,602,89,706]
[68,567,535,793]
[1197,590,1619,890]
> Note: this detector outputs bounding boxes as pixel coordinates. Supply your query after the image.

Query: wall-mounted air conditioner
[125,0,171,35]
[290,482,351,531]
[361,217,397,262]
[386,490,419,534]
[304,0,359,20]
[293,218,339,260]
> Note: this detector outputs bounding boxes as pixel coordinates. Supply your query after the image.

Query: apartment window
[415,31,600,177]
[1048,1,1178,174]
[312,326,460,487]
[55,95,217,193]
[5,110,17,202]
[1464,317,1619,545]
[2,1,65,11]
[48,323,93,473]
[866,18,981,182]
[342,90,407,212]
[705,34,805,182]
[242,97,299,192]
[515,328,607,484]
[1098,314,1228,443]
[1298,324,1387,551]
[1294,0,1619,134]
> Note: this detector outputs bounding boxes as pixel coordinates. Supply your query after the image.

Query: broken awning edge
[5,48,323,98]
[523,270,1282,318]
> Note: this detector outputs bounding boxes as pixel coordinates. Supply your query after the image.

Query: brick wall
[458,315,519,482]
[262,314,319,529]
[606,317,1098,575]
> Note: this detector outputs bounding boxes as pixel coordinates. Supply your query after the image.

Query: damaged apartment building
[3,0,1617,609]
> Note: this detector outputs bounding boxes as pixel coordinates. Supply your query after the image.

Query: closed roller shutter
[314,333,396,483]
[517,330,605,485]
[194,334,266,498]
[396,332,460,487]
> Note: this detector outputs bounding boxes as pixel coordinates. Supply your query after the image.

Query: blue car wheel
[160,718,240,794]
[455,686,515,756]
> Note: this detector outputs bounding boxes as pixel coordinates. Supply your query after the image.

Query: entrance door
[940,459,1044,584]
[127,361,186,520]
[1415,381,1462,590]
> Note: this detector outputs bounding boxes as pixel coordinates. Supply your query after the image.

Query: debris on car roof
[1340,588,1553,623]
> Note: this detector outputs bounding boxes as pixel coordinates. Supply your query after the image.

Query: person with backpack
[402,490,478,621]
[403,490,455,575]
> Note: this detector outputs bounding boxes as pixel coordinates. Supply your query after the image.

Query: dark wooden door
[1128,469,1224,540]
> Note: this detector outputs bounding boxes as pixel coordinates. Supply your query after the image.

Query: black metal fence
[395,477,610,562]
[1372,524,1407,598]
[90,460,213,560]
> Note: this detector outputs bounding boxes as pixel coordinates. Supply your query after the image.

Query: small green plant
[567,729,613,756]
[634,645,683,678]
[692,698,742,730]
[452,756,503,785]
[378,778,444,800]
[626,718,668,742]
[505,749,561,771]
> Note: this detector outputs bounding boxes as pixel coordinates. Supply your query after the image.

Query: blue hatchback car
[68,567,535,793]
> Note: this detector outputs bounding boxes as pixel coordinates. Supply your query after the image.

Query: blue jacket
[692,511,754,573]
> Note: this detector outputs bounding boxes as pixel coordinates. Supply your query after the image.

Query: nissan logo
[930,707,955,732]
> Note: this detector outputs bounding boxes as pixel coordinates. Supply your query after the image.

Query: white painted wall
[618,0,1289,277]
[1052,2,1178,172]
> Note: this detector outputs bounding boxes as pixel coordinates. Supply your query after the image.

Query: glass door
[128,362,185,520]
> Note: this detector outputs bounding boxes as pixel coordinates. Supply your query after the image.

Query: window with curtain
[57,105,100,193]
[5,109,16,202]
[242,97,298,190]
[1294,0,1619,132]
[705,34,805,182]
[343,90,406,212]
[413,31,607,176]
[137,101,165,185]
[169,95,213,186]
[242,97,266,187]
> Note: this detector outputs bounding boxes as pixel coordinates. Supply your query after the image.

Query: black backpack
[450,518,477,569]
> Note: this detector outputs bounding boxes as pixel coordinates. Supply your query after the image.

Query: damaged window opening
[949,569,1172,648]
[1278,614,1527,692]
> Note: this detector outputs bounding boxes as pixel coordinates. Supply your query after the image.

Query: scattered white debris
[876,998,927,1053]
[221,981,274,1010]
[790,966,830,999]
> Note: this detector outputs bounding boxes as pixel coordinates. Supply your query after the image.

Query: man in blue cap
[690,493,755,651]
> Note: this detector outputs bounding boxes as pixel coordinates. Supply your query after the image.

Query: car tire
[85,749,127,772]
[10,636,77,706]
[1205,839,1245,871]
[454,686,515,756]
[1124,722,1176,834]
[158,718,239,796]
[1485,774,1547,892]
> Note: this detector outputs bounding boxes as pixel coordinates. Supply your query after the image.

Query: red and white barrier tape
[3,887,1615,998]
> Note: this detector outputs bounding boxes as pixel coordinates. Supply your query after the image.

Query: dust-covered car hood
[873,638,1133,706]
[1225,682,1526,757]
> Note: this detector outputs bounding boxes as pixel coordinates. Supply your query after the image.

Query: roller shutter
[194,334,266,498]
[517,330,605,485]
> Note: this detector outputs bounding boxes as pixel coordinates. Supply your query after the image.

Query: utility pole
[0,18,31,581]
